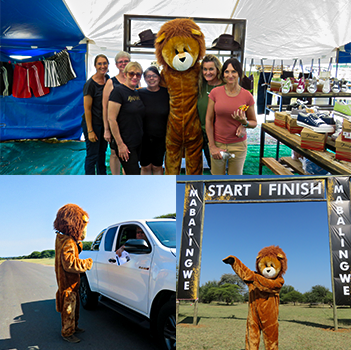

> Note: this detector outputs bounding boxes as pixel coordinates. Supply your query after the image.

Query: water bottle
[220,151,235,160]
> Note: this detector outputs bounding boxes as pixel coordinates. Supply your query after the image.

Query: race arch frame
[177,176,351,330]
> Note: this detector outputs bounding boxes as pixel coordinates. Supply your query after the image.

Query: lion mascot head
[256,245,287,279]
[53,203,89,242]
[155,18,206,72]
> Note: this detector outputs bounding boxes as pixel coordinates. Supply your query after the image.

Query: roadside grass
[17,258,55,266]
[177,302,351,350]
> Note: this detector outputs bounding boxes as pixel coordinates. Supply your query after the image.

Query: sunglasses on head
[127,71,142,79]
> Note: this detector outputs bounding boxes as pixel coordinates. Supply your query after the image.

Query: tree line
[199,273,333,305]
[0,242,93,260]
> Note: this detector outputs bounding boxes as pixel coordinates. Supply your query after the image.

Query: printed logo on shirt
[128,95,141,102]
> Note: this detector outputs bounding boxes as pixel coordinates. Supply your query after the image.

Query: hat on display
[135,29,156,47]
[211,34,241,50]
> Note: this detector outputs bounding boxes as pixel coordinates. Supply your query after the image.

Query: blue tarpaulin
[339,42,351,64]
[0,0,86,141]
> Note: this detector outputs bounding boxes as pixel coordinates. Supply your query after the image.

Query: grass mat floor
[1,140,292,175]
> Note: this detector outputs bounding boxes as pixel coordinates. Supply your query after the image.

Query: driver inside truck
[115,227,148,265]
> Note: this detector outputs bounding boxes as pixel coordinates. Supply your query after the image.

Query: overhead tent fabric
[2,0,351,142]
[0,0,87,141]
[63,0,351,77]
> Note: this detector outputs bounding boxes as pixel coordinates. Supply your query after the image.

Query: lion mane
[155,18,206,70]
[256,245,288,278]
[53,203,89,242]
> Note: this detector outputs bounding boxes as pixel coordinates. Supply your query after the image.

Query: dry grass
[18,258,55,266]
[177,302,351,350]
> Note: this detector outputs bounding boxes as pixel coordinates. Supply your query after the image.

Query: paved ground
[0,260,158,350]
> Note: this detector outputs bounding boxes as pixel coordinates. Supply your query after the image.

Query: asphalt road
[0,260,159,350]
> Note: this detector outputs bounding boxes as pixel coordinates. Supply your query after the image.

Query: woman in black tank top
[102,51,130,175]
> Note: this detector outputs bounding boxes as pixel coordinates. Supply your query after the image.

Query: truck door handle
[108,259,116,263]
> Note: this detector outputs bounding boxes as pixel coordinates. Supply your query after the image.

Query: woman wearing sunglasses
[108,62,145,175]
[138,66,169,175]
[102,51,131,175]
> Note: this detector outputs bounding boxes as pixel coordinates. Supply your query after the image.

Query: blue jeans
[81,119,107,175]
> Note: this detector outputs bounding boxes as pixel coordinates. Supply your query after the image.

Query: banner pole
[328,223,338,331]
[327,178,338,331]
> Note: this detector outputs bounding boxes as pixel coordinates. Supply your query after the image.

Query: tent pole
[335,48,340,78]
[224,0,241,33]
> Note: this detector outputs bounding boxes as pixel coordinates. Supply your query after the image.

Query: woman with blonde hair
[108,62,145,175]
[197,54,223,169]
[102,51,131,174]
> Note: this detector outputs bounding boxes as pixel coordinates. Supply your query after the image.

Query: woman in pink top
[206,58,257,175]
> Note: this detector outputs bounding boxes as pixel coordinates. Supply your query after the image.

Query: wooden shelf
[123,14,246,63]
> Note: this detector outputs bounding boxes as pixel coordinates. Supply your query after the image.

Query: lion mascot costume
[54,204,93,343]
[223,246,287,350]
[155,18,206,175]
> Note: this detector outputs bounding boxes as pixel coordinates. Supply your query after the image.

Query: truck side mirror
[124,239,151,254]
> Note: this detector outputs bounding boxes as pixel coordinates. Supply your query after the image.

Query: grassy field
[17,258,55,266]
[177,302,351,350]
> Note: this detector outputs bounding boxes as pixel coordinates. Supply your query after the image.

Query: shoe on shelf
[291,108,306,119]
[296,77,305,93]
[281,77,292,94]
[331,79,341,93]
[331,119,343,141]
[297,112,334,133]
[315,112,335,128]
[307,77,317,93]
[341,79,349,93]
[322,79,331,93]
[62,334,81,343]
[334,100,351,116]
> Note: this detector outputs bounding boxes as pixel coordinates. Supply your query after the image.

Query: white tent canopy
[64,0,351,77]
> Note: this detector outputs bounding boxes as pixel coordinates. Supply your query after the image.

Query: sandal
[281,77,292,94]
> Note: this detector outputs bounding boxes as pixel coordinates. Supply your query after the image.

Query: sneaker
[281,77,292,94]
[63,334,81,343]
[331,119,343,141]
[297,112,334,133]
[296,77,305,93]
[322,79,331,94]
[307,77,317,93]
[334,101,351,116]
[315,112,335,128]
[332,79,341,93]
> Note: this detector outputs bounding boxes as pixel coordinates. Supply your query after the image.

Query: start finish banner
[178,177,351,305]
[327,177,351,305]
[204,179,325,203]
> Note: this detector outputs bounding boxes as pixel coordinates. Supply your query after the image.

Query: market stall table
[259,122,351,175]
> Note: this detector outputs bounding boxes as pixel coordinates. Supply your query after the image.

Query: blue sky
[176,175,334,294]
[0,176,176,257]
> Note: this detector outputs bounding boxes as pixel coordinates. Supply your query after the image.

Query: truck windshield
[146,221,176,248]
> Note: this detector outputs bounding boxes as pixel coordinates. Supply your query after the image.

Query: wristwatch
[243,121,249,128]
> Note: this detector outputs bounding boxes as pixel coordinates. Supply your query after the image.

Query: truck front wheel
[79,274,99,310]
[156,299,176,350]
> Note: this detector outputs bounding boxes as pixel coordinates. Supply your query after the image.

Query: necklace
[206,81,221,95]
[225,85,241,96]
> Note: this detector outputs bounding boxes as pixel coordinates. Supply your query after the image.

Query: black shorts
[140,134,166,167]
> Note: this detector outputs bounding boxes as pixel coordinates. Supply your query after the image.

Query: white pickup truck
[79,219,176,350]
